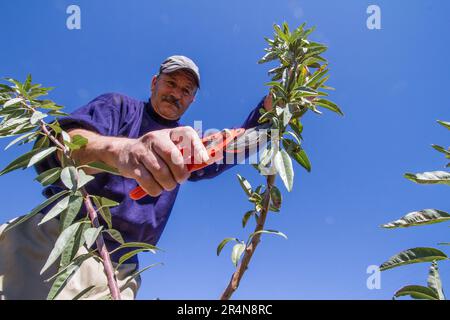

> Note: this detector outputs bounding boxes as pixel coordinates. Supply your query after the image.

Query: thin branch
[220,174,276,300]
[39,118,122,300]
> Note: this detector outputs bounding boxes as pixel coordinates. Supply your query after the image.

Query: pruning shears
[129,124,269,200]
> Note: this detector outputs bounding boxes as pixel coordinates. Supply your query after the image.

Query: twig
[39,119,122,300]
[220,174,276,300]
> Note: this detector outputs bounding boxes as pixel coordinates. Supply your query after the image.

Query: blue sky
[0,0,449,299]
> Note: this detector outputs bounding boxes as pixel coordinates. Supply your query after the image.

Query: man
[0,55,272,300]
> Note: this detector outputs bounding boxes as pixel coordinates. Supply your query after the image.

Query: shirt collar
[145,99,179,127]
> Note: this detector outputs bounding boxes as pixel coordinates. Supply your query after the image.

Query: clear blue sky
[0,0,449,299]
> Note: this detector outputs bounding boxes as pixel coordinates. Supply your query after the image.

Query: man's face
[150,70,197,120]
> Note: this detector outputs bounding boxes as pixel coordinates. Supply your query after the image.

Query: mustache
[162,95,181,109]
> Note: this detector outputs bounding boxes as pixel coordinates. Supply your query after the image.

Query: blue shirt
[36,93,263,263]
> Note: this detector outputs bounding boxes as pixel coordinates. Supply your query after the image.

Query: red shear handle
[129,128,244,200]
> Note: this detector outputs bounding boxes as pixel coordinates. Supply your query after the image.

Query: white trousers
[0,213,140,300]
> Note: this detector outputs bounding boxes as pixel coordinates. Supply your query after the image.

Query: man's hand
[113,127,209,196]
[63,126,209,197]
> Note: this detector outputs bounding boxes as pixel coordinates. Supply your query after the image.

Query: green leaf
[71,134,88,148]
[41,222,83,275]
[117,249,152,267]
[60,194,84,231]
[110,242,161,255]
[314,99,344,116]
[4,97,23,108]
[283,130,302,145]
[431,145,450,156]
[77,169,95,189]
[290,118,303,136]
[83,226,104,249]
[437,120,450,131]
[30,110,47,125]
[4,131,38,150]
[427,261,445,300]
[394,285,439,300]
[247,229,288,245]
[380,247,448,271]
[38,195,70,225]
[35,167,62,186]
[231,242,246,267]
[92,196,114,229]
[27,146,57,168]
[2,190,70,233]
[82,161,120,175]
[61,166,78,190]
[97,197,119,208]
[295,86,318,96]
[103,229,125,244]
[23,74,32,92]
[217,237,239,256]
[0,147,46,176]
[306,67,329,88]
[48,110,70,117]
[242,210,256,228]
[274,149,294,191]
[237,174,252,197]
[282,105,293,127]
[382,209,450,229]
[60,221,90,268]
[46,253,94,300]
[119,263,163,292]
[47,121,62,134]
[33,135,49,150]
[61,130,71,144]
[404,171,450,185]
[283,138,311,172]
[270,186,282,209]
[72,285,96,300]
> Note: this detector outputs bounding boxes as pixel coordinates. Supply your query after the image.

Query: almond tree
[0,77,160,300]
[217,22,343,300]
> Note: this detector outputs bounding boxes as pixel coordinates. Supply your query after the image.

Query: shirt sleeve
[33,93,128,177]
[188,96,266,182]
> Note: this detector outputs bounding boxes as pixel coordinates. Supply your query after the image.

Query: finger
[139,148,179,191]
[132,164,163,197]
[176,127,209,164]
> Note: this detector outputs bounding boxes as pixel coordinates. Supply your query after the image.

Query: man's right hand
[63,126,209,197]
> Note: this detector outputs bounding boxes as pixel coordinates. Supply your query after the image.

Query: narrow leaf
[394,285,439,300]
[61,166,78,190]
[83,227,104,249]
[3,190,70,233]
[231,242,246,267]
[248,229,288,245]
[41,222,83,275]
[237,174,252,197]
[103,229,125,244]
[38,195,70,225]
[382,209,450,229]
[83,161,120,175]
[35,167,62,186]
[217,237,238,256]
[380,247,448,271]
[274,149,294,191]
[27,147,57,168]
[437,120,450,130]
[72,286,96,300]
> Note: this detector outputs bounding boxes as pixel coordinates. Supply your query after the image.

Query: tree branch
[220,174,276,300]
[40,121,122,300]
